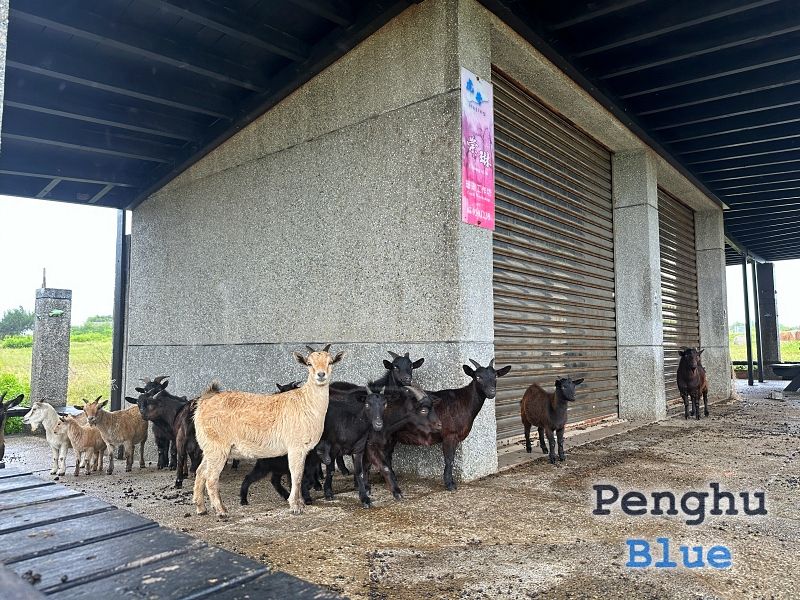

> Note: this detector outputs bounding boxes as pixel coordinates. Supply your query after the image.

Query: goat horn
[489,358,495,369]
[404,352,409,358]
[365,383,373,394]
[94,395,103,403]
[387,351,400,359]
[0,391,6,401]
[322,343,331,353]
[139,377,152,384]
[153,375,169,384]
[469,358,481,369]
[305,345,317,353]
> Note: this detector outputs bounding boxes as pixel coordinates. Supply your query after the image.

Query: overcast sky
[1,194,798,329]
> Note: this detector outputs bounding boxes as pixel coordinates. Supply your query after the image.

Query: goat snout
[374,419,384,430]
[316,371,326,380]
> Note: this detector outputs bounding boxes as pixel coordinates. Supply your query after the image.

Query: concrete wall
[127,0,497,481]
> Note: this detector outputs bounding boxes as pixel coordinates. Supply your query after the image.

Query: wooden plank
[0,484,82,512]
[48,545,268,600]
[0,475,53,494]
[0,509,156,563]
[0,495,114,534]
[0,564,46,599]
[213,571,342,599]
[10,527,205,594]
[0,466,31,478]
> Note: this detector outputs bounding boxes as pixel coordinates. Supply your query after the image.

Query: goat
[0,392,24,463]
[386,359,511,491]
[520,377,584,464]
[53,415,107,475]
[317,384,387,507]
[677,348,709,420]
[22,401,85,475]
[78,396,148,474]
[364,383,442,500]
[192,345,344,518]
[129,375,179,470]
[239,449,327,506]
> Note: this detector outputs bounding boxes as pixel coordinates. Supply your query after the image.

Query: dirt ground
[5,381,799,599]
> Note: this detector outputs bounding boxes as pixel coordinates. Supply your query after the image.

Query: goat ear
[383,359,393,370]
[98,400,108,410]
[412,357,425,369]
[293,352,308,366]
[74,405,84,411]
[573,378,585,386]
[496,365,512,377]
[331,351,345,365]
[125,396,138,404]
[134,387,146,394]
[678,349,685,356]
[8,394,24,409]
[698,348,705,355]
[555,380,562,388]
[463,364,475,377]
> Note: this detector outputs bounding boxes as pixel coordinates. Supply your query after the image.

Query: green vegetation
[0,316,113,433]
[729,341,800,362]
[0,335,33,349]
[0,306,34,339]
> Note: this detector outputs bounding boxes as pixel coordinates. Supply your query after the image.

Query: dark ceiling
[0,0,414,208]
[1,0,798,264]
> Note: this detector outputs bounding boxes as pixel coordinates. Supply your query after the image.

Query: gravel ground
[4,380,798,599]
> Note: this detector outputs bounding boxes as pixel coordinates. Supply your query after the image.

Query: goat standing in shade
[192,345,343,518]
[130,375,180,470]
[677,347,709,420]
[520,377,584,464]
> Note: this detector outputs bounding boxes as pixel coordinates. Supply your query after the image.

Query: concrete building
[7,0,799,480]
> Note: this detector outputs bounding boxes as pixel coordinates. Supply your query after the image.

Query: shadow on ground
[5,381,798,599]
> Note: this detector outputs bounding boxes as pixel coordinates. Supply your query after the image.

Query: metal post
[751,261,765,383]
[110,210,129,412]
[742,254,754,386]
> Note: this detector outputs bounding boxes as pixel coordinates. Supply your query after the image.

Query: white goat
[193,345,344,519]
[22,402,86,476]
[78,396,148,474]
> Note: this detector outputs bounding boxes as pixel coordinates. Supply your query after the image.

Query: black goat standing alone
[520,377,584,464]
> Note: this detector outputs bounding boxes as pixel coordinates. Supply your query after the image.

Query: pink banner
[461,67,495,230]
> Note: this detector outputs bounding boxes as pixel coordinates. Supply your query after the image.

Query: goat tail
[201,380,222,399]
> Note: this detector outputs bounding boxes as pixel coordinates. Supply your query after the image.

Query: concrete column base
[617,345,667,421]
[700,346,732,402]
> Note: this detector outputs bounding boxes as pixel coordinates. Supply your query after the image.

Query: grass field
[0,338,112,406]
[730,340,800,362]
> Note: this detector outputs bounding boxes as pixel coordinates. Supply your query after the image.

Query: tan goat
[78,396,148,474]
[193,345,344,518]
[53,415,107,475]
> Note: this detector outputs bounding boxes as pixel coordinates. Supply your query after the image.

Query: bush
[1,373,30,435]
[0,306,34,339]
[0,335,33,349]
[70,332,111,343]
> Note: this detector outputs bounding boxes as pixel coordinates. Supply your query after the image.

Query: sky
[0,195,119,325]
[1,194,798,329]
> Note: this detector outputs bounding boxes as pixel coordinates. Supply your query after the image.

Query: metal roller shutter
[658,189,700,406]
[492,69,619,445]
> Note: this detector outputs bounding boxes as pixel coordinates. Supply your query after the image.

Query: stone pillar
[756,262,780,378]
[612,149,667,421]
[30,289,72,407]
[695,210,732,400]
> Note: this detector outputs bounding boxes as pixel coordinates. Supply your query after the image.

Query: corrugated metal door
[658,189,700,405]
[492,69,619,444]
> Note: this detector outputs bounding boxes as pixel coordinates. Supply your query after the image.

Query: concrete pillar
[30,289,72,407]
[695,210,732,400]
[756,262,780,378]
[612,149,667,421]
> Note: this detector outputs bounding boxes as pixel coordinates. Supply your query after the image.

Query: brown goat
[520,377,584,464]
[193,345,344,518]
[54,415,107,475]
[78,396,148,474]
[677,348,709,420]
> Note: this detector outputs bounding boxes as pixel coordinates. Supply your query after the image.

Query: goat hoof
[313,482,322,491]
[558,454,565,462]
[540,448,548,455]
[548,456,556,465]
[304,498,313,505]
[196,508,207,516]
[392,492,404,500]
[289,502,305,515]
[445,483,457,492]
[240,499,249,506]
[175,481,183,489]
[217,513,229,521]
[525,447,532,454]
[362,500,372,509]
[704,411,710,417]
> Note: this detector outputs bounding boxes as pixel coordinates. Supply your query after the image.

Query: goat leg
[545,427,557,464]
[442,439,458,491]
[703,390,709,417]
[353,453,372,508]
[682,393,690,419]
[524,423,532,453]
[538,427,548,455]
[693,394,701,421]
[169,439,178,470]
[556,427,565,462]
[336,455,351,476]
[323,457,335,500]
[85,450,94,475]
[272,472,291,501]
[124,441,134,472]
[50,447,59,475]
[106,444,115,475]
[286,447,307,515]
[73,451,81,477]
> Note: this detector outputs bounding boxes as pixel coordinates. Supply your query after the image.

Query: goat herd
[7,345,709,519]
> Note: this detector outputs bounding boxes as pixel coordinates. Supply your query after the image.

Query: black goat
[677,348,709,420]
[520,377,584,464]
[385,359,511,491]
[127,375,183,470]
[240,448,327,506]
[0,392,24,463]
[364,383,442,500]
[377,351,425,387]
